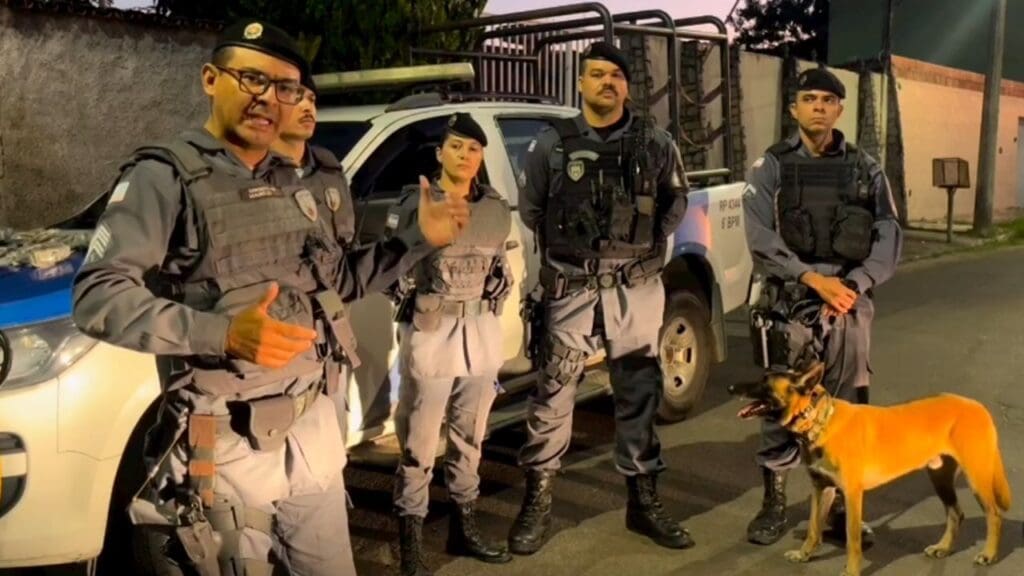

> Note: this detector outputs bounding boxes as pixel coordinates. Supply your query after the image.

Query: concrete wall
[893,56,1024,223]
[0,6,216,229]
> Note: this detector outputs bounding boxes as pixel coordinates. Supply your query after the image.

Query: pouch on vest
[412,293,442,332]
[831,204,874,261]
[311,289,361,369]
[779,207,815,257]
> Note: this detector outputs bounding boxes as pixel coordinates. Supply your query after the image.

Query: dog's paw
[974,552,995,566]
[924,544,951,558]
[784,549,810,563]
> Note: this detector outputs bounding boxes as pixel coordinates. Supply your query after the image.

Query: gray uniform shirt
[742,130,902,292]
[518,109,690,274]
[72,129,428,359]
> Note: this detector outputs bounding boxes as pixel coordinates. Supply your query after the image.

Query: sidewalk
[901,222,1018,262]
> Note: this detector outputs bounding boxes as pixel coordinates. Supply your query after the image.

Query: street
[347,245,1024,576]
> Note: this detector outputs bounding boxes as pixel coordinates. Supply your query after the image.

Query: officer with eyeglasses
[72,19,470,576]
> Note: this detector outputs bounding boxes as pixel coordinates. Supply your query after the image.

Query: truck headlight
[0,318,97,390]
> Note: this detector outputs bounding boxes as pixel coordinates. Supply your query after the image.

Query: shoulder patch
[108,180,130,204]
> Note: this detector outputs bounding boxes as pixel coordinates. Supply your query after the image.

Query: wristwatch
[842,279,861,294]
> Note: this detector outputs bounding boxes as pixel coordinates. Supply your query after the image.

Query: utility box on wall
[932,157,970,189]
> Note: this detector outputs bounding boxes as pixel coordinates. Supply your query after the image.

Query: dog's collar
[785,385,835,444]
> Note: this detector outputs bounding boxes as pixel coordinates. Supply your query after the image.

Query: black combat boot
[825,490,875,548]
[747,468,788,545]
[446,501,513,563]
[625,474,695,549]
[398,515,432,576]
[508,469,554,555]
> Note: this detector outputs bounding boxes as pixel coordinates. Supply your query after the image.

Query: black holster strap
[207,502,276,576]
[550,340,587,363]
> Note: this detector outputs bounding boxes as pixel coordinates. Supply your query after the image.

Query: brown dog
[729,361,1011,576]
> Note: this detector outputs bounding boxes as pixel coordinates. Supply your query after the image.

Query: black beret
[215,20,311,82]
[444,112,487,147]
[797,68,846,99]
[580,41,631,82]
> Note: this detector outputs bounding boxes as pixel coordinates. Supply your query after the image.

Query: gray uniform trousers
[519,275,667,476]
[757,294,874,470]
[132,384,355,576]
[393,312,504,518]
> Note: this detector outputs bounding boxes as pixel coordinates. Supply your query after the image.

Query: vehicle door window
[496,117,557,193]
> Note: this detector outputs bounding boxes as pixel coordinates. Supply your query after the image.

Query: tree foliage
[731,0,830,62]
[151,0,488,73]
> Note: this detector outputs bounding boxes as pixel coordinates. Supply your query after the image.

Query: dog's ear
[795,361,825,392]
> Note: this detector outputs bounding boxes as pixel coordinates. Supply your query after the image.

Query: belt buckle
[598,273,616,289]
[465,300,482,316]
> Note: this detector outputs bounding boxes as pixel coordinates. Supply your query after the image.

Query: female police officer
[386,113,514,575]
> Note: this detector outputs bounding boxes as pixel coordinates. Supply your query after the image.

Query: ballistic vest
[543,117,659,263]
[124,137,355,399]
[770,140,876,266]
[392,183,511,302]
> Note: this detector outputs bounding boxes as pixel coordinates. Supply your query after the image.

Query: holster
[175,520,222,575]
[520,287,546,360]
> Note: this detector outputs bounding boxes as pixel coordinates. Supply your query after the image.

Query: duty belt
[539,257,662,299]
[417,295,500,317]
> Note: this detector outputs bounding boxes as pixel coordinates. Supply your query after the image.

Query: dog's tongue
[737,401,764,420]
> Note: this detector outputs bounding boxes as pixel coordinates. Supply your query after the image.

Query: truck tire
[657,287,712,423]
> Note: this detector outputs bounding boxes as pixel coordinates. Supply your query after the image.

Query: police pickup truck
[0,75,751,575]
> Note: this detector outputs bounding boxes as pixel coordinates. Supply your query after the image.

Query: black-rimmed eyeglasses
[214,65,306,105]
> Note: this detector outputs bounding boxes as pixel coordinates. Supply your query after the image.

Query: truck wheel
[658,287,712,423]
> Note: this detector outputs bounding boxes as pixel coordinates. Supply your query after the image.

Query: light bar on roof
[312,63,476,94]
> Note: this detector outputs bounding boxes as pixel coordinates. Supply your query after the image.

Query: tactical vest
[124,138,357,400]
[303,146,356,246]
[771,141,876,266]
[416,185,510,299]
[389,183,512,330]
[543,118,659,263]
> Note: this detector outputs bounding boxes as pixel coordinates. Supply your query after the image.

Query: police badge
[243,22,263,40]
[326,187,342,212]
[567,159,585,182]
[294,189,318,221]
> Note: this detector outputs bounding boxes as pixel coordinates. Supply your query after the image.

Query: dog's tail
[993,446,1012,512]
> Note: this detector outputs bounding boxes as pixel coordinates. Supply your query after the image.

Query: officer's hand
[417,175,471,247]
[224,283,318,368]
[822,303,845,321]
[804,273,857,314]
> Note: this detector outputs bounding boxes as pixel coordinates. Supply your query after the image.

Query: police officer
[271,68,358,438]
[510,41,693,554]
[386,113,514,575]
[742,68,902,546]
[72,21,469,576]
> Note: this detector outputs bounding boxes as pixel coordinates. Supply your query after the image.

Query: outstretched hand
[417,175,470,247]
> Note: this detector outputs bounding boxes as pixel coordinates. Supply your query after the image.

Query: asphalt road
[348,245,1024,576]
[7,246,1023,576]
